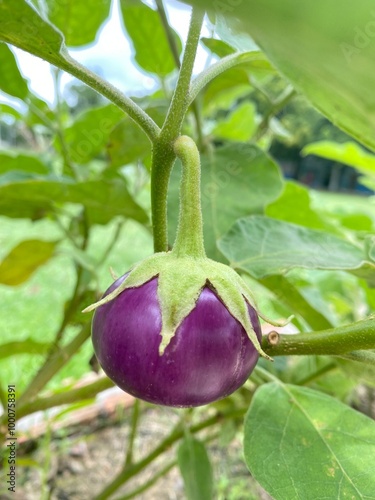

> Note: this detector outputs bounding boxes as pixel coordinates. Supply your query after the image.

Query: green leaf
[303,141,375,176]
[244,382,375,500]
[0,177,149,225]
[45,0,111,47]
[0,239,57,286]
[336,352,375,389]
[0,103,23,120]
[265,181,329,231]
[120,0,182,76]
[0,152,49,175]
[260,275,333,330]
[0,0,66,67]
[177,433,213,500]
[0,43,28,99]
[201,37,235,57]
[213,102,257,142]
[107,117,151,168]
[218,215,372,279]
[168,144,283,261]
[184,0,375,151]
[60,104,123,164]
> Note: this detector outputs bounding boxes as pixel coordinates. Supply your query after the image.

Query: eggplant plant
[0,1,375,499]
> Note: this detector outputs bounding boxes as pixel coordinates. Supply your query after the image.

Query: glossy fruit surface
[92,273,262,407]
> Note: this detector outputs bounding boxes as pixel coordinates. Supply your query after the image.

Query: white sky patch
[1,0,211,107]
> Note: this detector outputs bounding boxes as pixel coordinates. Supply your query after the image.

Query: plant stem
[150,7,204,252]
[156,0,204,149]
[155,0,181,68]
[262,317,375,357]
[188,51,268,105]
[124,399,141,467]
[95,407,245,499]
[172,136,205,258]
[295,361,337,386]
[337,349,375,366]
[15,324,91,410]
[52,68,78,179]
[253,85,296,141]
[59,55,160,143]
[116,460,176,500]
[16,376,114,421]
[150,142,176,252]
[160,8,204,142]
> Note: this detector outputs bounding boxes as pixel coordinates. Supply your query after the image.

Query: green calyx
[84,136,288,359]
[84,251,273,359]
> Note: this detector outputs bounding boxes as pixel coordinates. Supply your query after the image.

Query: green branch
[160,8,204,141]
[188,51,268,105]
[15,323,91,410]
[262,317,375,357]
[16,376,114,421]
[59,55,160,143]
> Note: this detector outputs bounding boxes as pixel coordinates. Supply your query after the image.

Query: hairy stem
[172,136,205,258]
[188,51,268,105]
[262,317,375,356]
[59,55,160,143]
[151,6,204,252]
[160,8,204,141]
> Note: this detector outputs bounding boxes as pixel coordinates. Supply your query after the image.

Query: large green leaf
[44,0,111,47]
[0,0,67,67]
[0,177,148,225]
[0,42,28,99]
[244,382,375,500]
[120,0,182,76]
[0,239,57,286]
[60,104,124,164]
[183,0,375,151]
[177,434,213,500]
[265,181,330,231]
[218,215,375,282]
[168,144,283,261]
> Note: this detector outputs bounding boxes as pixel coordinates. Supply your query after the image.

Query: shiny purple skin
[92,274,262,407]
